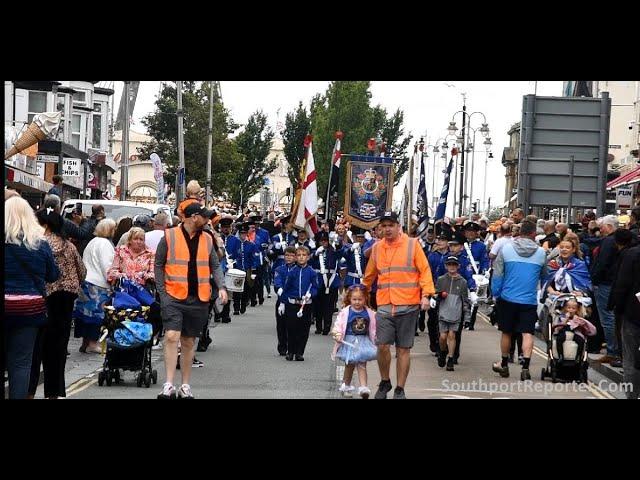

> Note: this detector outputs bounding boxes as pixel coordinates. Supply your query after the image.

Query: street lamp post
[447,95,490,217]
[483,150,494,212]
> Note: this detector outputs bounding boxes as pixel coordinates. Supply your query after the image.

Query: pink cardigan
[330,306,377,358]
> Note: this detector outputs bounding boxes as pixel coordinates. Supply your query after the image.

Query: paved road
[66,297,625,399]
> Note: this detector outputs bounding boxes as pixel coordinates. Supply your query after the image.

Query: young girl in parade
[331,284,377,399]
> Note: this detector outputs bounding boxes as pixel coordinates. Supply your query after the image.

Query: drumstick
[297,285,312,318]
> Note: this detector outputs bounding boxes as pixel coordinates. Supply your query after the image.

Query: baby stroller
[97,279,158,388]
[540,293,591,384]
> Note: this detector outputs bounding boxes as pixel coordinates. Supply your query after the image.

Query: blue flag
[415,150,429,237]
[434,155,454,223]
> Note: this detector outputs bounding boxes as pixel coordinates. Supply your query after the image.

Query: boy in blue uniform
[248,217,271,306]
[227,223,261,315]
[341,227,368,288]
[215,216,234,323]
[462,222,489,330]
[281,246,318,361]
[274,247,297,356]
[436,231,476,364]
[311,231,343,335]
[293,226,316,255]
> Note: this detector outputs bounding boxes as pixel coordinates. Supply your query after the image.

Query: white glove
[277,288,283,297]
[280,242,288,250]
[469,292,478,305]
[315,246,325,255]
[429,297,437,309]
[277,303,285,316]
[303,292,311,301]
[364,231,372,241]
[351,243,360,252]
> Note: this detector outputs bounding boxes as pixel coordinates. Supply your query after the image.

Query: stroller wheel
[144,371,151,388]
[136,373,144,388]
[114,369,121,384]
[151,370,158,384]
[106,371,113,387]
[98,371,105,386]
[551,367,557,383]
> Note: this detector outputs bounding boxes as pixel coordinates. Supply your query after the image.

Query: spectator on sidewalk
[363,211,435,399]
[145,212,170,252]
[609,243,640,399]
[491,220,547,381]
[73,218,116,355]
[47,175,63,199]
[590,215,622,364]
[4,197,59,399]
[28,207,86,399]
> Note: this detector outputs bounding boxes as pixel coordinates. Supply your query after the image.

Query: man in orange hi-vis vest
[154,202,228,399]
[363,211,435,399]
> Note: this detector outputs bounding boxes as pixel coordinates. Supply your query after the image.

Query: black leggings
[28,291,76,398]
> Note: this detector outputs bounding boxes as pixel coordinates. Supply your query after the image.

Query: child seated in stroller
[552,297,596,361]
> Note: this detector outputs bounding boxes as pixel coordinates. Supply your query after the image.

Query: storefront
[5,164,53,209]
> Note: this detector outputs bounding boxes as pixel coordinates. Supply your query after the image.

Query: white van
[61,199,171,222]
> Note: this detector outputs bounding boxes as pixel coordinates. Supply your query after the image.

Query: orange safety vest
[164,226,213,302]
[370,234,422,306]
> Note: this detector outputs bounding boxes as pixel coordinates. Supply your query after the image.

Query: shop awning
[606,165,640,190]
[5,165,53,193]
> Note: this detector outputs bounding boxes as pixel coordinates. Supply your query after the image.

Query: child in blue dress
[331,284,377,399]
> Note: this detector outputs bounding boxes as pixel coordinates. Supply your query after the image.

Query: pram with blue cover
[97,279,158,388]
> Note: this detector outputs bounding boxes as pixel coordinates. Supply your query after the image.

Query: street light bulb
[447,121,457,135]
[480,123,490,137]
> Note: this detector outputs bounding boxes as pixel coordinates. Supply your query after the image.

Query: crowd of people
[4,179,639,400]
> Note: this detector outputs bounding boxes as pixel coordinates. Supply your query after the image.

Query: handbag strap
[13,252,46,297]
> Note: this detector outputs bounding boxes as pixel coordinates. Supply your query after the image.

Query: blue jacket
[491,238,547,305]
[274,262,296,292]
[282,264,318,301]
[467,239,490,273]
[253,228,272,263]
[227,236,261,271]
[436,250,476,290]
[311,247,343,289]
[428,249,449,283]
[339,244,367,287]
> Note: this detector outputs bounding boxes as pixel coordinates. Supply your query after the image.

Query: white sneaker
[339,383,355,398]
[157,382,176,399]
[177,384,194,399]
[152,340,163,350]
[358,386,371,399]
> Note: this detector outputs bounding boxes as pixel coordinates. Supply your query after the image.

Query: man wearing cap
[435,231,476,364]
[462,221,489,331]
[226,223,261,315]
[247,215,271,306]
[363,211,435,399]
[155,202,228,399]
[311,231,343,335]
[215,216,234,323]
[294,226,316,254]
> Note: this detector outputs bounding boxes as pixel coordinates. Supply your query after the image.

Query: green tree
[372,106,413,185]
[282,102,311,188]
[230,110,276,207]
[139,81,242,200]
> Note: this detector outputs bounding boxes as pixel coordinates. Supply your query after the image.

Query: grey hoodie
[436,273,471,323]
[511,237,540,257]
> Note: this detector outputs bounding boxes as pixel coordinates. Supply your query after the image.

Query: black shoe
[393,387,406,399]
[508,354,515,363]
[446,357,455,371]
[196,343,208,352]
[464,321,471,330]
[221,318,231,323]
[250,302,257,307]
[285,354,294,361]
[192,357,204,368]
[240,307,246,314]
[453,358,458,365]
[418,318,426,332]
[278,350,287,356]
[233,311,240,316]
[214,317,222,323]
[374,380,393,399]
[295,355,304,361]
[437,352,446,368]
[429,343,437,353]
[492,361,510,378]
[315,330,322,334]
[468,326,475,331]
[259,299,264,305]
[520,368,531,381]
[322,331,329,336]
[415,331,419,336]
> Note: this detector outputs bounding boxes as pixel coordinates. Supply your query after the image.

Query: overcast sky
[112,81,563,215]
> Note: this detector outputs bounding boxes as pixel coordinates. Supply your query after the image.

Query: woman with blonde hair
[4,196,59,399]
[73,218,116,354]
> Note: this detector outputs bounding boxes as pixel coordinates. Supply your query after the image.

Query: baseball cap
[380,211,399,224]
[444,256,460,265]
[183,202,215,219]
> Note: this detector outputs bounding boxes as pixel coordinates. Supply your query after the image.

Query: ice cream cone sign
[5,112,61,160]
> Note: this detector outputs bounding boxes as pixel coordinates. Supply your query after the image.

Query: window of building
[73,90,87,106]
[71,114,82,149]
[27,91,47,124]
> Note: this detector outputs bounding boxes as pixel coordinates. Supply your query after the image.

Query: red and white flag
[294,135,319,235]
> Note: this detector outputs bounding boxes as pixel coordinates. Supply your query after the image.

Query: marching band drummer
[226,222,261,316]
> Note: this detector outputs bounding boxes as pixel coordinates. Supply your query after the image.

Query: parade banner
[415,145,429,238]
[344,155,394,230]
[150,153,166,204]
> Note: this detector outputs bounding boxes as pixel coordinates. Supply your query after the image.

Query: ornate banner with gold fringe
[343,155,394,230]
